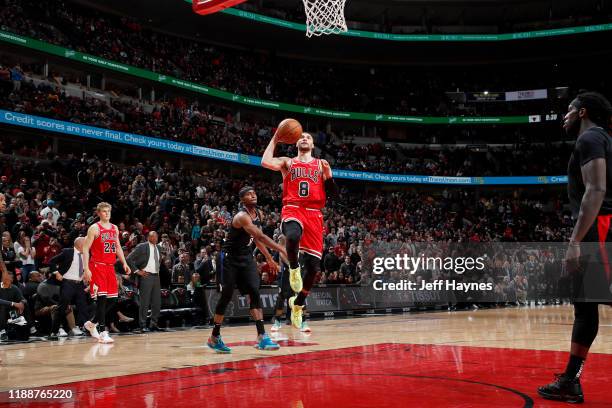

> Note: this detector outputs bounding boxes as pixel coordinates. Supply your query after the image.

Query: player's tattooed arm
[253,210,275,264]
[236,213,288,261]
[321,159,333,180]
[261,134,291,175]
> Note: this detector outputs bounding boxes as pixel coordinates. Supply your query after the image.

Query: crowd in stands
[1,0,603,117]
[0,63,575,176]
[0,130,572,338]
[329,141,573,176]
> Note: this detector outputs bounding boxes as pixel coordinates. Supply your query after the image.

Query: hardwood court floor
[1,305,611,407]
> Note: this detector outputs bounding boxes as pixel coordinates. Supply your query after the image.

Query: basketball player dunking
[262,132,338,328]
[82,202,131,343]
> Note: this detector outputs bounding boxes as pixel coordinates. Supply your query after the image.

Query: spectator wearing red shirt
[41,237,61,267]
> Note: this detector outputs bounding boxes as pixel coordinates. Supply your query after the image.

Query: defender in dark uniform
[207,186,288,353]
[538,92,612,403]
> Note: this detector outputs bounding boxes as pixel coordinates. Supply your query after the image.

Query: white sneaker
[70,327,83,336]
[270,320,282,332]
[8,316,27,326]
[300,321,312,333]
[98,331,114,344]
[58,328,68,337]
[84,321,100,340]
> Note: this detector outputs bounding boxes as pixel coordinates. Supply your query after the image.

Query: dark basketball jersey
[282,158,326,209]
[568,126,612,218]
[90,222,118,264]
[222,209,261,253]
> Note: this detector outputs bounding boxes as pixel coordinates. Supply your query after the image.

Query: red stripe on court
[3,344,612,407]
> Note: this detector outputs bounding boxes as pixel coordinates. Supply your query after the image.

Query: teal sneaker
[207,335,232,354]
[255,333,280,350]
[270,320,282,332]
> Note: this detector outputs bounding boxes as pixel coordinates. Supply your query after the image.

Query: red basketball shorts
[281,204,324,259]
[89,261,118,298]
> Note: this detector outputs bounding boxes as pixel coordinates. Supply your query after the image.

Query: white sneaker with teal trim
[271,320,282,332]
[98,331,114,344]
[300,321,312,333]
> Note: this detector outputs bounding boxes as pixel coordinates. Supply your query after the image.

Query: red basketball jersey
[282,158,326,209]
[90,222,118,264]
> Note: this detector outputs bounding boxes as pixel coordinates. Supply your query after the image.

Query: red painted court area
[4,343,612,407]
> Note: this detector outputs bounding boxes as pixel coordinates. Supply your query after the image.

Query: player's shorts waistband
[283,204,321,211]
[91,261,115,266]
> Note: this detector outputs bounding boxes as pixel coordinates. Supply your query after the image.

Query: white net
[302,0,347,37]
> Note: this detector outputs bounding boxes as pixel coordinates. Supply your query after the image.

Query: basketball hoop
[192,0,347,38]
[302,0,348,37]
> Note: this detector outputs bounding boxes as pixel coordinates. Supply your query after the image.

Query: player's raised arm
[321,159,333,180]
[82,223,99,283]
[261,134,291,172]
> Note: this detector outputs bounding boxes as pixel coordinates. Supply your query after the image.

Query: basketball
[275,118,303,144]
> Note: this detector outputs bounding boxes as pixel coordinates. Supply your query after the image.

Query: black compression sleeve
[324,178,339,199]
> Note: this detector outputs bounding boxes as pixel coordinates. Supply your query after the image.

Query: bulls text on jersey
[290,166,321,183]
